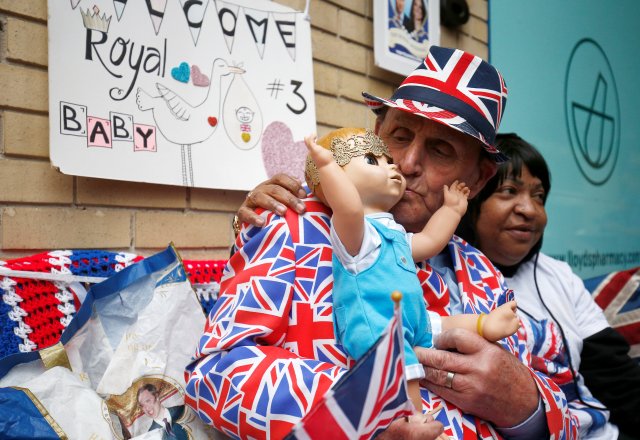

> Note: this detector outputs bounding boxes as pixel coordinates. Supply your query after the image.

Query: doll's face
[342,153,406,213]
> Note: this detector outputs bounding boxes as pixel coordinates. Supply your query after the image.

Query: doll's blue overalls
[332,218,432,379]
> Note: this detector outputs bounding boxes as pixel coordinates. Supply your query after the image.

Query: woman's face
[413,0,424,23]
[475,164,547,267]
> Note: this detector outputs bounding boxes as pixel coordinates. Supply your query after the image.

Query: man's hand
[237,173,307,227]
[418,328,539,428]
[377,415,446,440]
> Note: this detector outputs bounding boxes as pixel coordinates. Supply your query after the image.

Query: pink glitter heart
[191,65,210,87]
[261,121,307,182]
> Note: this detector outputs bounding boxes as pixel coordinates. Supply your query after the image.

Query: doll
[304,128,519,414]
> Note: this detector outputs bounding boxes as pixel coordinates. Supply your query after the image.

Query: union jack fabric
[585,266,640,362]
[518,317,606,436]
[362,45,508,162]
[185,190,578,439]
[287,302,414,439]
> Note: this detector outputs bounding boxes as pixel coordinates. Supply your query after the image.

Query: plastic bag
[0,246,215,439]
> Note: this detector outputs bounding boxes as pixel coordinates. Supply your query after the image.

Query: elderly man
[185,46,577,439]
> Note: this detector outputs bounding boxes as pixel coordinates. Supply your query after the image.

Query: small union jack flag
[286,300,414,440]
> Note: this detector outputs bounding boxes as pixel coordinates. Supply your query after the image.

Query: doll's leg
[408,379,423,413]
[480,300,520,342]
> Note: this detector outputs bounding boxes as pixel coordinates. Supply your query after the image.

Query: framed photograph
[374,0,440,76]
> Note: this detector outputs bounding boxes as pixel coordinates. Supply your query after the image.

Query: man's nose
[395,143,422,175]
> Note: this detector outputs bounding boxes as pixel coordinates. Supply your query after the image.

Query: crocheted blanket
[0,250,225,360]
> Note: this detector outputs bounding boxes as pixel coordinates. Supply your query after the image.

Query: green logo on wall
[564,38,620,186]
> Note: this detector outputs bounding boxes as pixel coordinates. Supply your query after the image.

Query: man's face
[375,108,496,233]
[138,389,162,419]
[396,0,405,15]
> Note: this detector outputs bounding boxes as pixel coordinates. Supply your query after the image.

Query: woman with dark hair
[458,133,640,440]
[403,0,427,37]
[457,133,550,271]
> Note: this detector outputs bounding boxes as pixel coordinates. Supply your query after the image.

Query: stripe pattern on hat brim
[363,92,508,163]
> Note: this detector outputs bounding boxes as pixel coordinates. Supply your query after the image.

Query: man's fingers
[268,173,307,199]
[422,367,456,388]
[415,336,471,374]
[261,184,306,214]
[236,206,265,228]
[244,186,287,215]
[416,331,487,391]
[432,328,487,354]
[237,174,306,226]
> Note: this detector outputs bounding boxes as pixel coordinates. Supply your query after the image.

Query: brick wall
[0,0,488,260]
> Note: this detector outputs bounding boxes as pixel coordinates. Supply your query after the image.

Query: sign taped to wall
[48,0,315,190]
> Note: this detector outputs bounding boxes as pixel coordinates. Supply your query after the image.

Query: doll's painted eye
[364,154,378,166]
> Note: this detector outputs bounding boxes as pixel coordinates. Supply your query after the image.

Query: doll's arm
[411,181,470,262]
[305,135,364,256]
[442,300,520,342]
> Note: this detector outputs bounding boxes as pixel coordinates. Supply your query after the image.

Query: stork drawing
[136,58,245,186]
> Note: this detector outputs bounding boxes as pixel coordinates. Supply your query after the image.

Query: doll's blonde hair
[304,127,391,196]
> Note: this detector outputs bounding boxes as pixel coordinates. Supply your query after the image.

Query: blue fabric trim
[61,245,178,344]
[0,351,41,379]
[0,387,60,439]
[0,246,179,380]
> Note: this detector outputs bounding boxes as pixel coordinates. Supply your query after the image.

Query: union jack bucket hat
[363,45,509,162]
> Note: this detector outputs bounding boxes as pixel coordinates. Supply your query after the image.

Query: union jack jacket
[185,193,578,439]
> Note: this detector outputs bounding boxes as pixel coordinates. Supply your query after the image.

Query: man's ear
[469,156,497,198]
[374,117,382,135]
[373,111,387,136]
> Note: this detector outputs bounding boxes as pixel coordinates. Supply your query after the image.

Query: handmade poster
[48,0,315,189]
[373,0,440,76]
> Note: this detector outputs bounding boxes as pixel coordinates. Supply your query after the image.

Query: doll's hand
[304,134,334,168]
[378,414,446,440]
[442,180,470,217]
[481,300,520,342]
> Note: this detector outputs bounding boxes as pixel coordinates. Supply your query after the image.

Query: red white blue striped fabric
[363,45,508,162]
[586,267,640,361]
